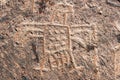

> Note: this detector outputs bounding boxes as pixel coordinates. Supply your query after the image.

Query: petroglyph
[50,1,74,24]
[14,0,99,78]
[1,0,120,80]
[45,25,71,70]
[70,24,99,79]
[19,22,83,75]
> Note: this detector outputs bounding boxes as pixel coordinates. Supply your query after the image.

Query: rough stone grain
[0,0,120,80]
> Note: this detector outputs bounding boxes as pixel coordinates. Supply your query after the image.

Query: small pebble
[0,35,4,40]
[87,45,95,52]
[22,76,29,80]
[116,34,120,43]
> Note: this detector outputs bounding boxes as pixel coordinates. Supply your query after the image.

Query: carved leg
[56,12,62,24]
[67,26,77,68]
[93,25,99,80]
[64,51,70,66]
[32,0,34,13]
[50,11,55,23]
[60,52,65,68]
[51,54,59,69]
[63,13,67,25]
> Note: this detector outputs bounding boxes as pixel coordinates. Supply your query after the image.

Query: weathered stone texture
[0,0,120,80]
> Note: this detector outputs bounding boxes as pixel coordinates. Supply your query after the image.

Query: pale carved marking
[44,25,72,70]
[70,24,99,79]
[115,50,120,80]
[50,2,74,24]
[20,22,85,76]
[70,25,94,50]
[32,0,34,13]
[19,0,85,76]
[113,44,120,79]
[114,20,120,32]
[93,25,99,80]
[112,20,120,79]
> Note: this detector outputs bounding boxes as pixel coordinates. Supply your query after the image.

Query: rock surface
[0,0,120,80]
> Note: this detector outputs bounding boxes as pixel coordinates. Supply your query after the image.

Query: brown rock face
[0,0,120,80]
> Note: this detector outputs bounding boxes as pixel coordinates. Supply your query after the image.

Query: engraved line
[53,2,74,13]
[32,0,34,13]
[64,13,67,25]
[48,54,52,70]
[64,51,70,65]
[39,25,46,75]
[71,24,92,28]
[46,48,67,55]
[21,22,69,27]
[51,54,59,69]
[67,26,77,68]
[93,25,99,80]
[28,35,44,38]
[50,10,55,24]
[56,12,62,24]
[60,53,65,67]
[25,27,43,32]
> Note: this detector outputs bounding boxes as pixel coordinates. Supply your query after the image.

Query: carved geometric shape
[70,25,99,79]
[52,2,74,13]
[24,25,44,38]
[20,22,80,74]
[44,25,71,69]
[50,2,74,24]
[71,25,92,65]
[22,24,44,61]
